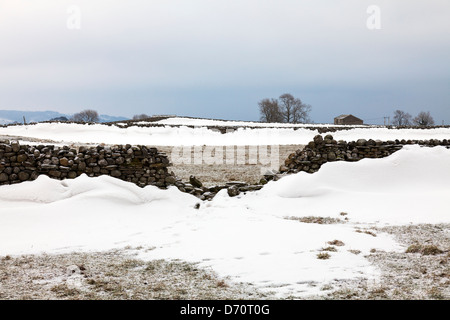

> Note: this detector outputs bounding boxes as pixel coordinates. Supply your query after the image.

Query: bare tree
[413,111,435,126]
[72,109,99,122]
[258,98,283,123]
[132,114,150,120]
[278,94,295,123]
[259,94,312,123]
[279,93,311,124]
[392,110,412,126]
[292,102,312,124]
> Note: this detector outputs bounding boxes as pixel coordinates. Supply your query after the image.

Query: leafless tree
[259,94,312,123]
[392,110,412,126]
[132,114,150,120]
[258,98,283,123]
[413,111,435,126]
[279,93,311,124]
[278,94,296,123]
[72,109,99,122]
[292,102,312,124]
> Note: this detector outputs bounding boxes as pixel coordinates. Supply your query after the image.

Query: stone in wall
[280,134,450,175]
[0,140,177,188]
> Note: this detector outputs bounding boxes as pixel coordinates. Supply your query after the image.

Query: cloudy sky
[0,0,449,124]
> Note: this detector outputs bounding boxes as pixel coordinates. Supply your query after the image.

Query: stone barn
[334,114,363,125]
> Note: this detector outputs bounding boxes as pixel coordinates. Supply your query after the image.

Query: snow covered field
[1,122,449,298]
[1,121,450,146]
[152,116,366,128]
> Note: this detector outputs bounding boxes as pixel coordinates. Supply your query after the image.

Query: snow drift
[0,145,449,297]
[249,145,450,224]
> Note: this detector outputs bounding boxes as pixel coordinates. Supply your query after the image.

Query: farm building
[334,114,364,125]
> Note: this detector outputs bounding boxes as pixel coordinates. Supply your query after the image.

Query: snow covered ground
[1,144,449,297]
[152,116,366,128]
[1,121,450,146]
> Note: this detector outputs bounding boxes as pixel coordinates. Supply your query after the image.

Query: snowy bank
[1,145,448,297]
[1,122,450,146]
[236,145,450,225]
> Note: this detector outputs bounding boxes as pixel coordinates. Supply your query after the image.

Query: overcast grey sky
[0,0,449,124]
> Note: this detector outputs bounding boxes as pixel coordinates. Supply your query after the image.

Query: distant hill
[98,114,129,123]
[0,110,128,124]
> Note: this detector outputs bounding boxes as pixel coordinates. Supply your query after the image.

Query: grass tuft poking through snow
[406,244,444,256]
[317,253,331,260]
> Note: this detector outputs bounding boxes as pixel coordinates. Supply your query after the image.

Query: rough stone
[0,173,8,182]
[189,175,203,188]
[165,176,177,184]
[48,170,61,178]
[17,154,27,162]
[59,157,69,166]
[111,170,122,177]
[18,172,30,181]
[356,139,367,146]
[227,185,240,197]
[11,142,20,152]
[68,171,77,179]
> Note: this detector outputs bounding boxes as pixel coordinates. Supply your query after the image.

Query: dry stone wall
[2,120,450,135]
[0,140,176,188]
[3,134,450,201]
[280,134,450,174]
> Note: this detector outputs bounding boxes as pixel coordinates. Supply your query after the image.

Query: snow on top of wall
[1,122,450,146]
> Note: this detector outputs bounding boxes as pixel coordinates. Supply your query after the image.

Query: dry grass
[321,247,338,252]
[285,216,345,225]
[0,249,271,300]
[355,229,377,237]
[406,244,444,255]
[317,253,331,260]
[317,224,450,300]
[159,145,303,186]
[1,225,448,300]
[327,240,345,247]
